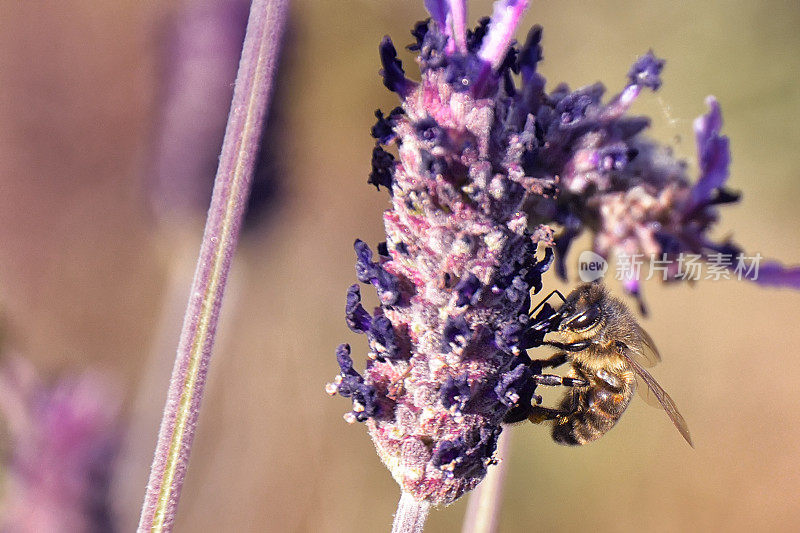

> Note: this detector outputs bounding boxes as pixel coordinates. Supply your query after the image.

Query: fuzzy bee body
[522,282,693,447]
[552,354,636,445]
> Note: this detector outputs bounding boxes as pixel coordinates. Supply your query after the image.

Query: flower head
[328,0,800,505]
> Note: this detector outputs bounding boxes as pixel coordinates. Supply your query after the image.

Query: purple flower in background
[531,59,800,305]
[148,0,250,221]
[148,0,283,228]
[0,357,120,532]
[327,0,799,506]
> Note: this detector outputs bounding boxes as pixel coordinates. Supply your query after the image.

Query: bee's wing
[634,372,662,409]
[632,325,661,368]
[630,327,663,407]
[621,350,693,447]
[629,328,671,409]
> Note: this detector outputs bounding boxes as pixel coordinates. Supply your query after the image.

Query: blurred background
[0,1,798,531]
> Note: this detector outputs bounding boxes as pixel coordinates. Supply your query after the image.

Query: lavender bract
[327,0,798,506]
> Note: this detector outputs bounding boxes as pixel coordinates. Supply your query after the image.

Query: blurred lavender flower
[0,357,120,532]
[327,0,799,507]
[148,0,249,221]
[541,90,800,305]
[148,0,283,227]
[527,55,800,303]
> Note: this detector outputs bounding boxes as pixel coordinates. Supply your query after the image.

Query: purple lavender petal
[604,51,665,119]
[354,239,401,305]
[335,343,356,375]
[425,0,450,35]
[368,144,396,192]
[477,0,530,69]
[517,25,544,88]
[441,375,472,412]
[424,0,469,54]
[371,107,403,144]
[448,0,469,53]
[454,273,483,307]
[750,261,800,288]
[494,363,534,408]
[627,50,665,90]
[622,277,641,299]
[379,36,416,96]
[368,315,400,359]
[346,284,373,333]
[688,96,730,209]
[443,315,472,352]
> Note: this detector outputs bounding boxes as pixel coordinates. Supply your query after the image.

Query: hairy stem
[137,0,288,530]
[461,430,511,533]
[391,492,431,533]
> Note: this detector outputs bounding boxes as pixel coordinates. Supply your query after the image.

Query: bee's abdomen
[552,370,635,446]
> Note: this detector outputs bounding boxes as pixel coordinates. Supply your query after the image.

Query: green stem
[391,492,431,533]
[137,1,288,530]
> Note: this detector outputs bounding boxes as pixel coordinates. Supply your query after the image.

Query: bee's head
[548,282,606,347]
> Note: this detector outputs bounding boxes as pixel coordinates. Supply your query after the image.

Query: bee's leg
[528,381,581,424]
[534,374,588,388]
[527,405,573,424]
[505,399,573,425]
[503,404,532,424]
[544,339,592,352]
[530,351,568,370]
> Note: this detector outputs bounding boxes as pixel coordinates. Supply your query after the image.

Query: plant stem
[391,492,431,533]
[137,1,288,531]
[461,429,511,533]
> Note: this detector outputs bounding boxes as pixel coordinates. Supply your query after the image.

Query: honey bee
[519,282,692,447]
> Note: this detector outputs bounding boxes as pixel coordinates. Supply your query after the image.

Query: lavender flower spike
[329,1,550,506]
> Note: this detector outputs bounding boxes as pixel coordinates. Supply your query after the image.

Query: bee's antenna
[528,290,566,318]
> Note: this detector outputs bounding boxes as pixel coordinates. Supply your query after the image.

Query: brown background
[0,1,799,531]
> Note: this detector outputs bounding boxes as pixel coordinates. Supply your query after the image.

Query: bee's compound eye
[567,305,600,331]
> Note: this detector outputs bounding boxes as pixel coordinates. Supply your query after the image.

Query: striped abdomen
[552,363,636,446]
